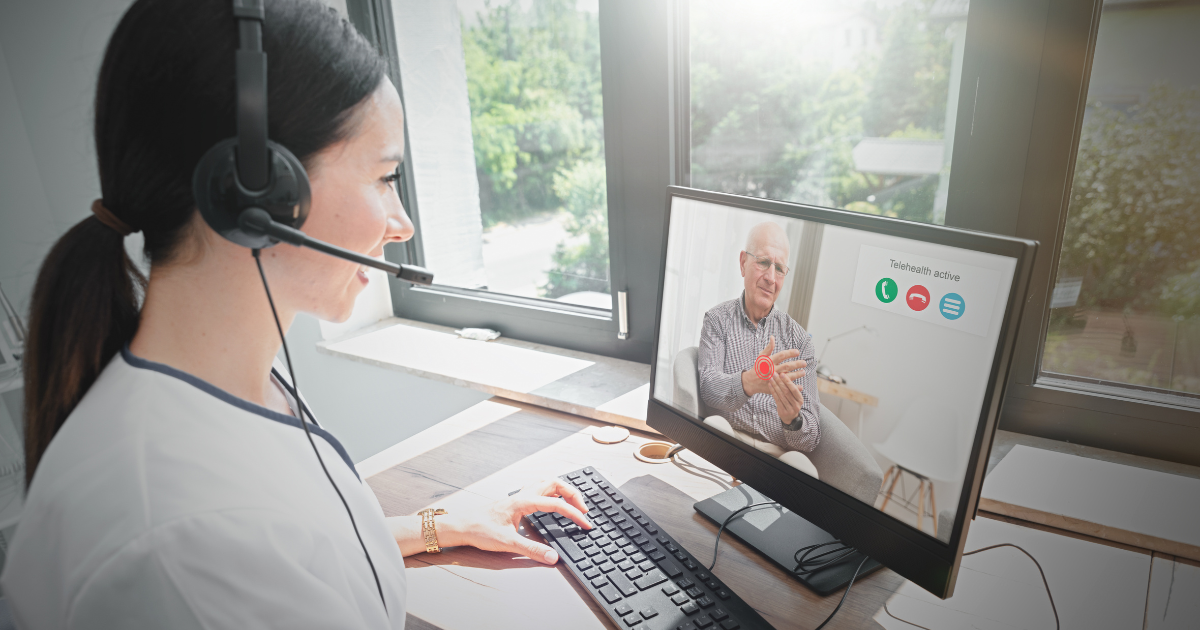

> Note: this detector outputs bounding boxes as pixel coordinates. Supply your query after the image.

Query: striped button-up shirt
[697,292,821,453]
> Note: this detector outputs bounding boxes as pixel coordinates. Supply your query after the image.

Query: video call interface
[653,197,1018,542]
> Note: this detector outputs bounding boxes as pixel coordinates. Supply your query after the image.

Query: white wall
[0,0,488,464]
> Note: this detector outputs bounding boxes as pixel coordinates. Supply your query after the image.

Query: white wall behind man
[0,0,488,463]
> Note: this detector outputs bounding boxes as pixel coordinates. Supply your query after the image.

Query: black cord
[252,249,388,615]
[813,555,869,630]
[881,543,1058,630]
[792,540,856,577]
[963,544,1058,630]
[706,501,777,571]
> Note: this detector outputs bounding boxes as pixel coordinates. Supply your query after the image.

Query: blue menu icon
[940,293,965,320]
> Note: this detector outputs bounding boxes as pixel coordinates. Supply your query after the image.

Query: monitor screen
[652,194,1019,543]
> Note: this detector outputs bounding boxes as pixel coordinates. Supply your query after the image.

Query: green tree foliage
[690,0,952,224]
[462,0,605,226]
[1056,84,1200,318]
[542,159,610,298]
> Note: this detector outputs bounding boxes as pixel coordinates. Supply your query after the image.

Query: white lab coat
[0,347,407,629]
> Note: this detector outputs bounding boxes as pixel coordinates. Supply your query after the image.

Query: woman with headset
[0,0,591,626]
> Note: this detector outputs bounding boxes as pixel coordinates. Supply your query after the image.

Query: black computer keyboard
[524,467,773,630]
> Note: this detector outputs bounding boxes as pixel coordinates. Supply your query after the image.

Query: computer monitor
[647,187,1036,599]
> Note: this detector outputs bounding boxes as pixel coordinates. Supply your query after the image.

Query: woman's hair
[23,0,386,487]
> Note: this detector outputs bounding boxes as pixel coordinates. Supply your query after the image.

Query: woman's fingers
[506,532,560,565]
[521,495,593,530]
[544,478,589,515]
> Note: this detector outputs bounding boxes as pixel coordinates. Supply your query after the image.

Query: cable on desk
[706,501,778,571]
[813,555,869,630]
[880,543,1058,630]
[792,540,856,577]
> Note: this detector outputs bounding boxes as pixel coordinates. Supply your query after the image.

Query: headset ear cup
[264,139,311,229]
[192,138,311,249]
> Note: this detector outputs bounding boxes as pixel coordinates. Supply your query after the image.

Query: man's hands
[740,335,807,426]
[427,478,593,565]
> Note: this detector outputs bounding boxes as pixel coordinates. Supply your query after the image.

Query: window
[687,0,967,224]
[401,0,612,309]
[1040,2,1200,402]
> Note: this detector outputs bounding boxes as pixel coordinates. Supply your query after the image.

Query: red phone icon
[907,285,930,311]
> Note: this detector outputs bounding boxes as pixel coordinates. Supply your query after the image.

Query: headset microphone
[237,208,433,285]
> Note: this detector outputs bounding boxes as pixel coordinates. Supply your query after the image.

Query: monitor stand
[694,484,882,596]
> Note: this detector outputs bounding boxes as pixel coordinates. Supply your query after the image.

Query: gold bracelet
[418,508,447,553]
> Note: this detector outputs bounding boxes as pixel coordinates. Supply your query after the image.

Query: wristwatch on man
[418,508,448,553]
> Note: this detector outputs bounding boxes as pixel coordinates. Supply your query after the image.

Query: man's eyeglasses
[743,251,789,278]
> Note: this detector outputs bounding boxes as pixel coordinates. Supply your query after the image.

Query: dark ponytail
[24,0,386,487]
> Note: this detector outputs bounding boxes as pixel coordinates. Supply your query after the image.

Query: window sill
[317,317,654,433]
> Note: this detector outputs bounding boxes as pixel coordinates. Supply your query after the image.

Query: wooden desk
[364,398,1193,630]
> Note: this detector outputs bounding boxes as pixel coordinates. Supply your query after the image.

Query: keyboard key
[634,569,667,590]
[665,543,679,553]
[683,560,698,571]
[609,531,625,542]
[604,545,622,556]
[671,593,690,605]
[710,608,728,621]
[612,514,628,524]
[611,552,629,565]
[629,552,647,564]
[583,568,600,580]
[601,523,616,533]
[589,529,606,540]
[567,472,580,480]
[591,577,609,588]
[635,516,649,526]
[598,585,622,604]
[564,525,581,536]
[631,533,648,544]
[612,495,624,503]
[577,538,594,549]
[625,568,643,581]
[585,547,603,558]
[609,572,638,597]
[598,561,616,573]
[577,559,593,571]
[639,541,656,552]
[644,524,658,534]
[696,596,714,609]
[583,467,595,475]
[638,560,654,572]
[678,623,698,630]
[640,607,659,620]
[677,578,694,589]
[658,560,682,577]
[557,539,585,563]
[695,572,710,581]
[662,583,680,596]
[686,587,702,599]
[680,601,699,615]
[649,550,666,561]
[624,504,637,513]
[615,603,634,617]
[694,614,714,628]
[617,560,634,572]
[604,508,620,517]
[705,580,720,591]
[719,620,739,630]
[624,616,642,627]
[656,536,670,544]
[618,521,636,532]
[673,551,687,561]
[716,590,731,600]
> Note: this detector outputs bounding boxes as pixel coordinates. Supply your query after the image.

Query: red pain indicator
[754,355,774,380]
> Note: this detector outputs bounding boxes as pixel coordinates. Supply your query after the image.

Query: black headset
[193,0,432,285]
[189,0,427,615]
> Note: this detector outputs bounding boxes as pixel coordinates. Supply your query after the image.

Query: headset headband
[233,0,269,191]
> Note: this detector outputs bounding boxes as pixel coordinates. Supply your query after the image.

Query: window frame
[346,0,674,363]
[670,0,1200,466]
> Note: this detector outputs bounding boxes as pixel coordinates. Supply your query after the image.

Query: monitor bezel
[647,186,1037,599]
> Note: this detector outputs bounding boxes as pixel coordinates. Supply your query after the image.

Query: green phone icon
[876,277,897,303]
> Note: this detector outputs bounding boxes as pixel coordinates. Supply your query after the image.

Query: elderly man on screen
[698,222,821,453]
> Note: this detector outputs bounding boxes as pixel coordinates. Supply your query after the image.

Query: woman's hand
[435,478,594,565]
